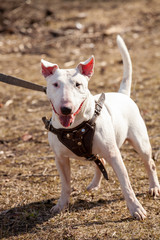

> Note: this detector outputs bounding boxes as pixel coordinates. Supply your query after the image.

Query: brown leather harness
[42,93,108,180]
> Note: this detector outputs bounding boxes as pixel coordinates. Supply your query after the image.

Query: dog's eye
[53,82,58,88]
[76,82,81,88]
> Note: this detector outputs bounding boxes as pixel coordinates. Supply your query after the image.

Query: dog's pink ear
[77,56,95,78]
[41,59,58,78]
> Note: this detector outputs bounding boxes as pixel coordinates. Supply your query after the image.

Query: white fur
[117,35,132,96]
[41,35,160,220]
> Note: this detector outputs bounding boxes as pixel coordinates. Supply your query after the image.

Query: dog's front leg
[51,155,71,214]
[106,147,147,220]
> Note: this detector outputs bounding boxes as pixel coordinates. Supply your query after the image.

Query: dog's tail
[117,35,132,97]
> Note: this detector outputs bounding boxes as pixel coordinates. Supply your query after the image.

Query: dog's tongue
[59,115,74,127]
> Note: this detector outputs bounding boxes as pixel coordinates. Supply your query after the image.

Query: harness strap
[89,93,105,125]
[87,154,109,180]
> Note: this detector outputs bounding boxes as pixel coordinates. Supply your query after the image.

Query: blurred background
[0,0,159,91]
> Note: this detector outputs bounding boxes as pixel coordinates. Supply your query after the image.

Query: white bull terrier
[41,35,160,220]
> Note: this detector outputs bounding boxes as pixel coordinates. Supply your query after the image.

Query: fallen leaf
[104,25,123,35]
[22,133,33,142]
[4,99,13,107]
[0,103,3,108]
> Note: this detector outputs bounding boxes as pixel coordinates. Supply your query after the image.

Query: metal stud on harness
[42,93,109,180]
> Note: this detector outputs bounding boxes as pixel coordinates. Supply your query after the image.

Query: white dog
[41,35,160,220]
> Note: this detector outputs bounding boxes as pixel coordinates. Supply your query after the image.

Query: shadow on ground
[0,198,55,239]
[0,193,140,239]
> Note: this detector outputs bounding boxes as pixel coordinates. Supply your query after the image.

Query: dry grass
[0,0,160,239]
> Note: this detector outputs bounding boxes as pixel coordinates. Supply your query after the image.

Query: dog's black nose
[61,106,72,115]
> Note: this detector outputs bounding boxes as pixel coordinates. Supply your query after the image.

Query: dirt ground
[0,0,160,239]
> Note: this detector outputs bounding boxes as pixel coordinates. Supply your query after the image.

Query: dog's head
[41,56,95,128]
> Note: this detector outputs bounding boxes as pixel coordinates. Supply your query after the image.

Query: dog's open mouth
[59,114,75,127]
[51,100,85,128]
[59,100,85,127]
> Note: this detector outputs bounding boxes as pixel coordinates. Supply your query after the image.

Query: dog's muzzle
[60,106,72,115]
[50,100,85,127]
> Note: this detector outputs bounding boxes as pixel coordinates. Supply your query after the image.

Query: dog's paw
[86,171,103,191]
[149,186,160,198]
[132,207,147,220]
[86,182,101,191]
[50,204,62,215]
[128,202,147,220]
[50,201,68,215]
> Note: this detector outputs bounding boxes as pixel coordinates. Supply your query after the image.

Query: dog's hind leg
[86,159,105,191]
[105,146,147,220]
[128,116,160,197]
[50,155,71,214]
